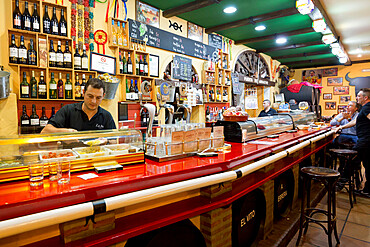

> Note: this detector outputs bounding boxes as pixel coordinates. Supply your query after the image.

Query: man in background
[258,99,277,117]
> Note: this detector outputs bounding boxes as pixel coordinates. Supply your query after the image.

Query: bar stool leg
[345,157,354,208]
[296,175,306,246]
[304,178,311,234]
[332,182,340,244]
[327,181,333,247]
[350,158,357,204]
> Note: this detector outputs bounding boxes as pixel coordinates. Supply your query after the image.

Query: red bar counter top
[0,128,330,222]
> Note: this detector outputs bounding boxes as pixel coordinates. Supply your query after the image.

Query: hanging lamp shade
[312,19,327,33]
[322,33,337,44]
[296,0,314,15]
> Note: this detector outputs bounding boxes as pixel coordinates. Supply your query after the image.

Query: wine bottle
[43,5,51,34]
[129,79,134,100]
[57,72,64,99]
[51,7,59,35]
[30,71,37,98]
[20,105,30,127]
[74,44,81,70]
[50,107,56,119]
[49,40,56,67]
[38,71,47,99]
[65,73,72,99]
[39,107,49,127]
[206,106,210,122]
[126,79,130,99]
[63,40,72,68]
[143,56,148,76]
[122,51,127,74]
[13,0,22,29]
[111,19,117,45]
[81,45,89,70]
[81,74,86,96]
[9,34,18,64]
[20,72,30,98]
[134,80,139,100]
[22,1,32,31]
[119,51,123,74]
[139,55,144,76]
[27,39,37,65]
[49,72,57,99]
[18,36,27,64]
[56,40,64,68]
[31,3,40,32]
[122,22,128,47]
[127,52,133,74]
[30,104,40,127]
[135,55,139,75]
[75,73,81,99]
[59,9,67,36]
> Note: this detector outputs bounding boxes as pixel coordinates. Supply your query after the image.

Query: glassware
[57,158,71,184]
[28,162,44,187]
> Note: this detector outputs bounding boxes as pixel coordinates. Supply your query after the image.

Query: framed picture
[323,93,332,100]
[333,86,349,95]
[187,22,203,42]
[327,77,343,86]
[340,96,351,104]
[302,69,322,85]
[323,68,338,77]
[338,105,347,114]
[325,102,336,110]
[90,52,116,75]
[149,54,159,77]
[136,1,160,28]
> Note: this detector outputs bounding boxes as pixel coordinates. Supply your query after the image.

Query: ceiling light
[330,42,340,49]
[312,19,327,33]
[255,25,266,31]
[276,37,287,44]
[223,6,237,14]
[322,34,336,44]
[339,57,347,63]
[296,0,314,15]
[357,54,363,58]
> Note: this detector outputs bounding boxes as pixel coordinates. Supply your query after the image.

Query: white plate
[82,138,107,146]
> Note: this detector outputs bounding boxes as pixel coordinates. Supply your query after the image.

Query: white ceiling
[321,0,370,62]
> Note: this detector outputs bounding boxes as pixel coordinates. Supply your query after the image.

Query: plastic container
[104,144,130,155]
[72,146,110,158]
[104,81,120,99]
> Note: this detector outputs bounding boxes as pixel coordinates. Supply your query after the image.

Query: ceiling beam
[283,57,337,66]
[235,27,314,45]
[205,7,298,34]
[273,50,330,60]
[163,0,224,18]
[257,41,323,53]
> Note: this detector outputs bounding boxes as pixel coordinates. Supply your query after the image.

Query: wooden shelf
[8,28,39,35]
[49,67,73,71]
[19,98,76,101]
[47,34,71,40]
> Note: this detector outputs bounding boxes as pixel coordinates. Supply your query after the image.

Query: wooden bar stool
[329,149,358,208]
[296,167,340,247]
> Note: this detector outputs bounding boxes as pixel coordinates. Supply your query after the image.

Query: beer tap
[175,93,192,123]
[156,92,174,124]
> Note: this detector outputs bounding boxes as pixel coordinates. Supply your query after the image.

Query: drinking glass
[28,162,44,187]
[48,161,60,181]
[57,158,71,184]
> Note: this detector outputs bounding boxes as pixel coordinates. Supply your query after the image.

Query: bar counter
[0,128,334,247]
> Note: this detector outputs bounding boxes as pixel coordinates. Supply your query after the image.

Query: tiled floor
[287,190,370,247]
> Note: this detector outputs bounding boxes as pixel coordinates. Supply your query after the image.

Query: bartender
[258,99,277,117]
[41,78,116,133]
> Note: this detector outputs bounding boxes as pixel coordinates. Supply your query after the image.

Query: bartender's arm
[41,106,77,134]
[41,124,77,133]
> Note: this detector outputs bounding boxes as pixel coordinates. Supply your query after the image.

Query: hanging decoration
[71,0,77,49]
[94,30,108,54]
[105,0,127,22]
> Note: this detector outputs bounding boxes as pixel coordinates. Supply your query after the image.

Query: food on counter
[106,144,130,151]
[0,160,22,169]
[223,106,249,117]
[83,138,107,146]
[257,124,266,130]
[76,147,105,154]
[297,125,310,130]
[41,151,74,159]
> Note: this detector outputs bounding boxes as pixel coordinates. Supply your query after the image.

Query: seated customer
[258,99,277,117]
[330,101,360,145]
[41,78,116,133]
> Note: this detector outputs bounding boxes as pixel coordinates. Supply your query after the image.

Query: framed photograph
[323,93,332,100]
[187,22,203,42]
[149,54,159,77]
[327,77,343,86]
[338,105,347,114]
[323,68,338,77]
[136,1,160,28]
[325,102,336,110]
[90,52,116,75]
[340,96,351,104]
[333,86,349,95]
[302,69,322,85]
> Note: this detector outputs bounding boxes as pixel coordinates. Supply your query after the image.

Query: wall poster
[136,1,160,28]
[302,69,323,85]
[245,86,258,109]
[187,22,203,42]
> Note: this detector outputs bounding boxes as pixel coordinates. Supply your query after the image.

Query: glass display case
[0,129,144,183]
[287,111,316,126]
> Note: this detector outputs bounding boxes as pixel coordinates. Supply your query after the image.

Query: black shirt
[355,102,370,148]
[48,102,116,131]
[258,108,277,117]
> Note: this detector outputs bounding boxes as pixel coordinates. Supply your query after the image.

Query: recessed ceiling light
[357,54,362,58]
[223,6,237,14]
[276,37,287,44]
[255,25,266,31]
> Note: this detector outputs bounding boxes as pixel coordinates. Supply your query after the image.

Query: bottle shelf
[9,28,39,35]
[49,67,73,71]
[10,64,40,68]
[19,98,75,101]
[47,33,71,40]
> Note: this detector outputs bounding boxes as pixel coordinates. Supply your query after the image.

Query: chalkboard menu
[208,34,223,50]
[173,55,192,81]
[129,19,218,61]
[231,72,241,95]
